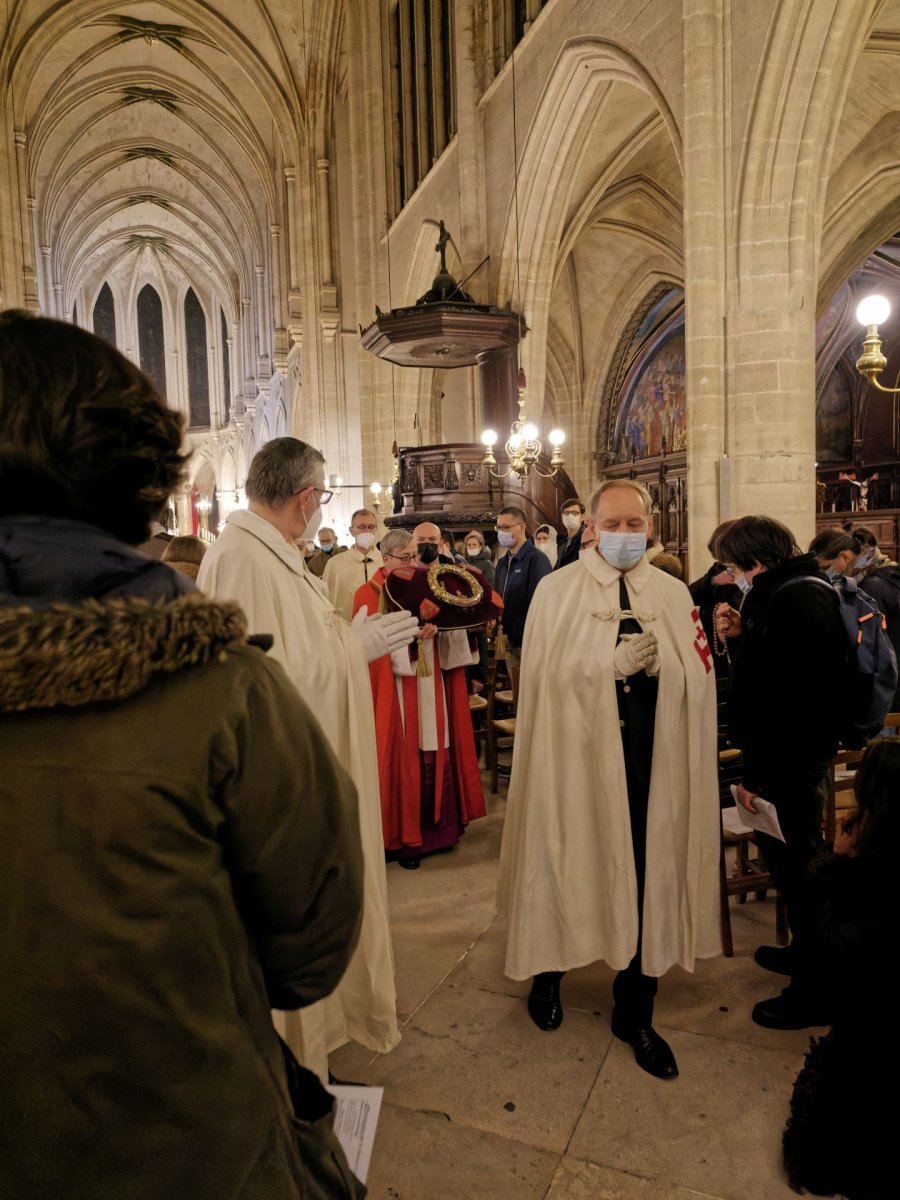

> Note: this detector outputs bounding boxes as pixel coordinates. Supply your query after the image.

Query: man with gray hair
[324,507,383,621]
[498,478,721,1079]
[198,437,418,1082]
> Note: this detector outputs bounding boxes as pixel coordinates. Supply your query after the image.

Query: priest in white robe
[498,478,721,1079]
[197,437,418,1082]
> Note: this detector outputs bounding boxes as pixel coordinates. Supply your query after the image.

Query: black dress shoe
[754,944,795,976]
[611,1017,678,1079]
[527,974,563,1031]
[751,991,831,1030]
[398,855,420,870]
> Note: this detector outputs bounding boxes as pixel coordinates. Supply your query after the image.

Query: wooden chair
[716,689,788,956]
[468,693,488,762]
[823,748,864,842]
[483,637,516,794]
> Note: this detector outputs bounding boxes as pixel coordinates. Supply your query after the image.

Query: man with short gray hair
[198,437,418,1082]
[324,507,383,621]
[498,479,720,1080]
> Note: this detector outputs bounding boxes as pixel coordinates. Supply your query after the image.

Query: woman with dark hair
[782,739,898,1199]
[0,312,365,1199]
[715,515,847,1030]
[809,528,862,579]
[845,528,900,712]
[688,519,742,678]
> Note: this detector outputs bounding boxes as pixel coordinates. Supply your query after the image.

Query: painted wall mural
[614,329,686,462]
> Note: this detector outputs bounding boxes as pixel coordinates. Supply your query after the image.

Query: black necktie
[362,557,371,582]
[617,577,643,638]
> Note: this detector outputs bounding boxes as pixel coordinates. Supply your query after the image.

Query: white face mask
[562,513,581,532]
[301,497,323,541]
[853,547,875,574]
[355,532,377,550]
[466,544,480,557]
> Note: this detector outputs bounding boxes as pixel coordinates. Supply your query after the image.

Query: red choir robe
[353,568,486,851]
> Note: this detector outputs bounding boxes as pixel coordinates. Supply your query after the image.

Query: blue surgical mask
[734,573,751,594]
[599,531,646,570]
[825,566,842,582]
[497,530,516,549]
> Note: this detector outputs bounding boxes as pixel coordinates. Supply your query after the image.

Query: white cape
[498,551,721,980]
[198,509,398,1077]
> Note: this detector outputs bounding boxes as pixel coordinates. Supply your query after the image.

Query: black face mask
[417,543,439,564]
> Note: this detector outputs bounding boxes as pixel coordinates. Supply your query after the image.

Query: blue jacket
[495,538,552,649]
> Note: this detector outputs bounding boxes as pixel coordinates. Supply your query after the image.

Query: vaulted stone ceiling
[2,1,308,375]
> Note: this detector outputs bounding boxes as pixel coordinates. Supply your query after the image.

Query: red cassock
[353,567,486,851]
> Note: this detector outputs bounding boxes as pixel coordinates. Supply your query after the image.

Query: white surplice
[197,509,398,1079]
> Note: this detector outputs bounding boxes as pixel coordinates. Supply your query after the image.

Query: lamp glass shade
[856,294,891,327]
[481,429,498,447]
[508,433,523,450]
[369,481,382,495]
[548,428,565,447]
[522,422,539,442]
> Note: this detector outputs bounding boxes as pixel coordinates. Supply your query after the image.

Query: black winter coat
[727,553,847,793]
[860,563,900,708]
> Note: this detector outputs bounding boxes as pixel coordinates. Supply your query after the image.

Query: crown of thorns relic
[383,563,503,630]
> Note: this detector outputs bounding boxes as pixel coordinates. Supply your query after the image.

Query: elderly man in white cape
[198,437,419,1083]
[497,478,721,1080]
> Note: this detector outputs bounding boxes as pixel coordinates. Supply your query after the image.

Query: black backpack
[782,575,898,747]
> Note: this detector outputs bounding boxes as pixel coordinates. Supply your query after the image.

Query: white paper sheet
[725,790,786,843]
[327,1084,384,1184]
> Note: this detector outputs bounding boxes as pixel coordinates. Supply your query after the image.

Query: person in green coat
[0,311,367,1200]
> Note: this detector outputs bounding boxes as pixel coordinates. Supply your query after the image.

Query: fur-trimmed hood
[0,594,247,713]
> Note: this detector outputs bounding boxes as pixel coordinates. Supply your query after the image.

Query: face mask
[319,541,334,553]
[301,499,323,541]
[355,532,376,550]
[734,573,751,594]
[497,530,516,549]
[418,543,439,564]
[853,548,875,573]
[598,530,646,570]
[562,514,581,532]
[466,545,480,557]
[825,566,842,582]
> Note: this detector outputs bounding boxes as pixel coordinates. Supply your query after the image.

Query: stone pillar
[316,158,334,286]
[254,265,270,380]
[14,132,39,310]
[682,0,728,567]
[270,223,289,371]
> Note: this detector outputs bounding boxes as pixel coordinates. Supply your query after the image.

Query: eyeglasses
[384,553,418,565]
[495,522,523,533]
[311,487,333,505]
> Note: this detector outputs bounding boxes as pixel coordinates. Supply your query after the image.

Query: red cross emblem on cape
[691,607,712,673]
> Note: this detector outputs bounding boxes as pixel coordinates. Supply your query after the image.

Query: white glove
[351,608,419,663]
[613,631,659,679]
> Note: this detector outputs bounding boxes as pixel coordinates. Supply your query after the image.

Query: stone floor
[331,791,821,1200]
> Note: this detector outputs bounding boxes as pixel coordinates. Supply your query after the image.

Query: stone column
[316,158,334,287]
[682,0,729,567]
[15,133,39,309]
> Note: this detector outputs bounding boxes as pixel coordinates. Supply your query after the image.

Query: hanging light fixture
[479,40,566,481]
[369,481,383,512]
[855,294,900,393]
[481,369,566,479]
